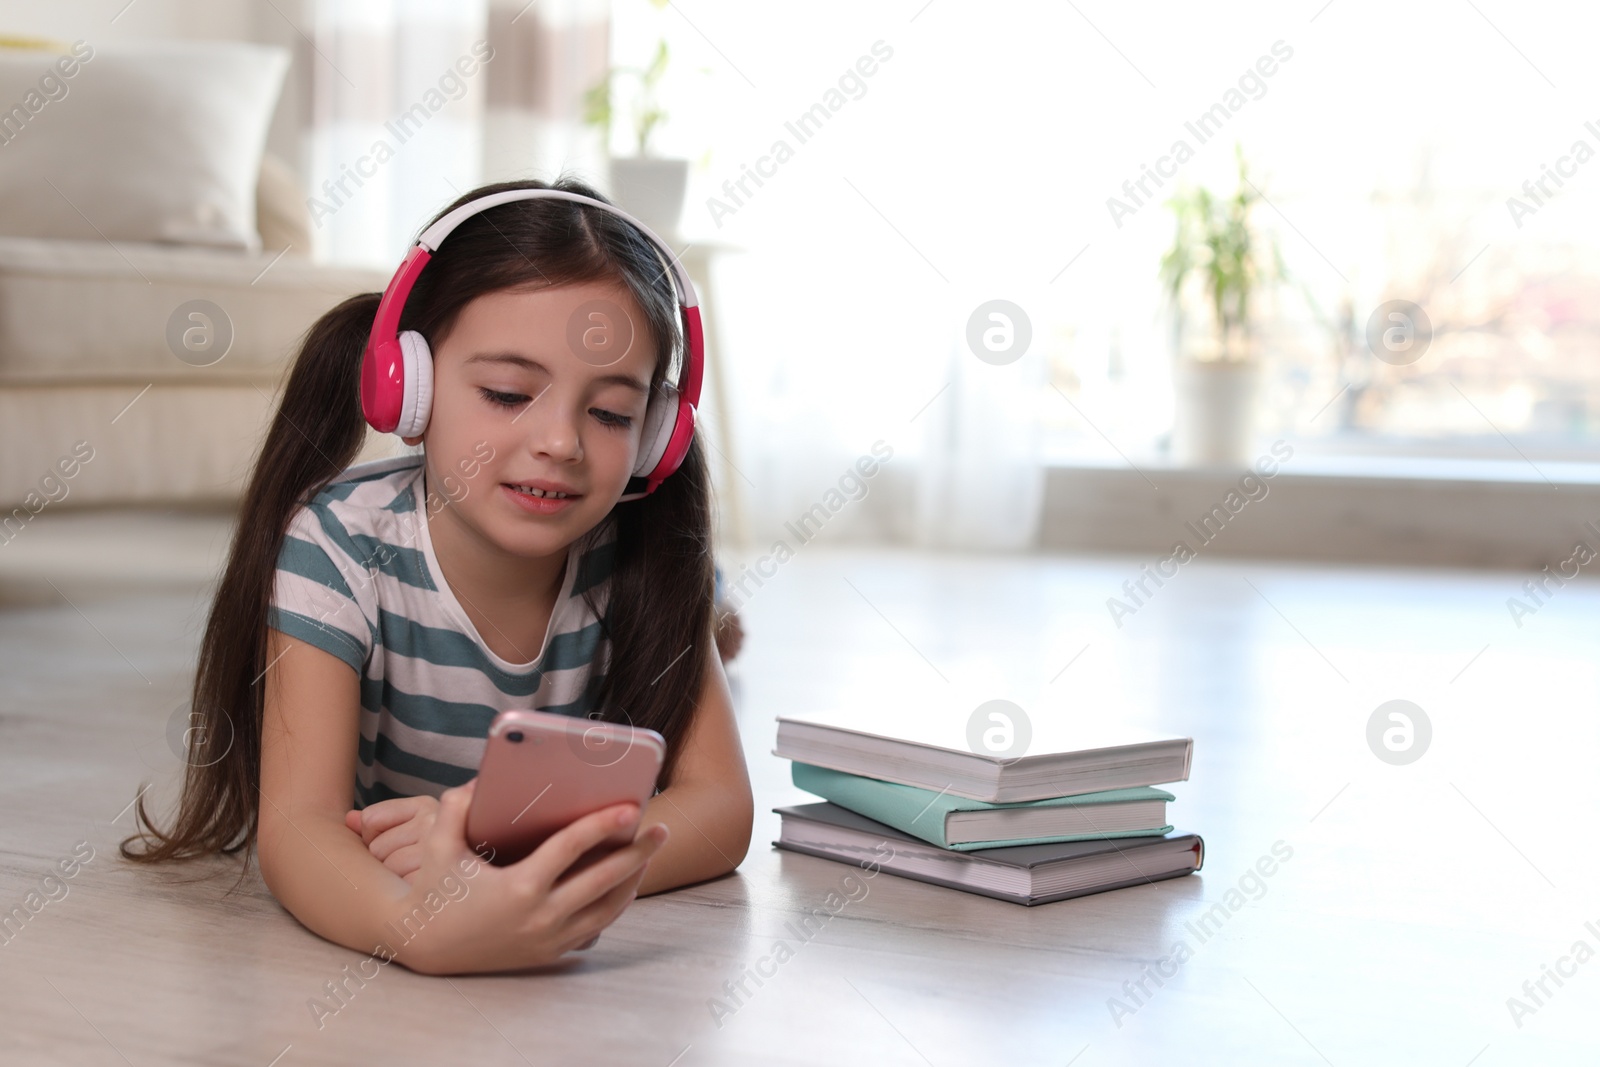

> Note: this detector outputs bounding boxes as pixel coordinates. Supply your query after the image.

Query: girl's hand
[389,779,669,976]
[345,795,441,882]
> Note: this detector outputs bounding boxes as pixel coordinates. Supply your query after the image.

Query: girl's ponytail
[120,293,380,880]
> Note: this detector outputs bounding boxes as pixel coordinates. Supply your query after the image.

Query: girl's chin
[479,523,576,561]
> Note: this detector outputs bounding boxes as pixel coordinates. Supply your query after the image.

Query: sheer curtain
[911,309,1048,552]
[481,0,610,186]
[305,0,488,267]
[634,4,1072,553]
[305,0,610,267]
[701,243,1048,553]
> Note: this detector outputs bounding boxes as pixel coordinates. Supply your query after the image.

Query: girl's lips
[500,484,580,515]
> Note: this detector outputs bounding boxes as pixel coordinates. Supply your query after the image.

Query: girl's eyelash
[478,387,632,428]
[478,387,527,408]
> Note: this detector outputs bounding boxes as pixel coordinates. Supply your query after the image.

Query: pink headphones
[359,188,704,501]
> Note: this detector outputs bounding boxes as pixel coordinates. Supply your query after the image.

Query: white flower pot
[607,157,688,237]
[1173,358,1260,467]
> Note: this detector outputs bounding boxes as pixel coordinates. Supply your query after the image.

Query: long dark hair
[121,175,715,879]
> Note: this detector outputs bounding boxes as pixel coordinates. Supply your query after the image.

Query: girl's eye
[479,387,528,409]
[479,387,630,427]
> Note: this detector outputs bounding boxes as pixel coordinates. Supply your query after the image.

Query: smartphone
[465,709,666,870]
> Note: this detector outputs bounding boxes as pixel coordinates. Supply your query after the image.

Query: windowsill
[1040,449,1600,568]
[1047,452,1600,487]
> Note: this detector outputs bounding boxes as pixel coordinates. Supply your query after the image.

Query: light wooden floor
[2,510,1598,1065]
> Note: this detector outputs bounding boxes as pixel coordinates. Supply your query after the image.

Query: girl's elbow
[722,795,755,871]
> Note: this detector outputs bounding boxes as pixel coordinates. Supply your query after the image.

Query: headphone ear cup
[396,330,433,438]
[654,395,696,482]
[632,382,680,477]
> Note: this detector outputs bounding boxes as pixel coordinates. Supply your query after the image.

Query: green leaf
[644,38,669,85]
[1156,145,1287,355]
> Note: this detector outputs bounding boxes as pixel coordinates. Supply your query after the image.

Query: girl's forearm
[636,783,753,896]
[256,802,433,967]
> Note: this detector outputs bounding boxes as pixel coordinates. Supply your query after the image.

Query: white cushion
[0,40,289,251]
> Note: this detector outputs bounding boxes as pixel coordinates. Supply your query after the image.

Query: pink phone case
[465,709,665,868]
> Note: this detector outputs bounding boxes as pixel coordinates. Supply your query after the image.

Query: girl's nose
[527,407,582,463]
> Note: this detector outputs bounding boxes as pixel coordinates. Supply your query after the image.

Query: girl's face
[409,280,659,560]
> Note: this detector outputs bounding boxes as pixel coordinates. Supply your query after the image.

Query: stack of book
[771,709,1203,906]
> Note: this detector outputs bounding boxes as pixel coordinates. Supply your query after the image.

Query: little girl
[122,176,754,975]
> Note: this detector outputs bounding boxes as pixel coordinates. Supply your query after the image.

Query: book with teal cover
[791,761,1175,851]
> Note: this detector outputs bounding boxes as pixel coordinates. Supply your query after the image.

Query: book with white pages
[773,707,1193,803]
[774,802,1205,906]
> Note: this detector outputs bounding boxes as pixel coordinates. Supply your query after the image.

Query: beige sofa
[0,230,390,512]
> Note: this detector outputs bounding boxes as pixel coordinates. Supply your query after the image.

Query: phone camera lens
[506,730,524,743]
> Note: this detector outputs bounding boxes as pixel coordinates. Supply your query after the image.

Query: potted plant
[585,11,689,237]
[1158,144,1285,465]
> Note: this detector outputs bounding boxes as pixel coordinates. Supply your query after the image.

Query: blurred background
[1,0,1597,577]
[5,7,1600,1059]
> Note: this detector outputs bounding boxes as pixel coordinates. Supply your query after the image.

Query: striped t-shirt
[267,455,617,808]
